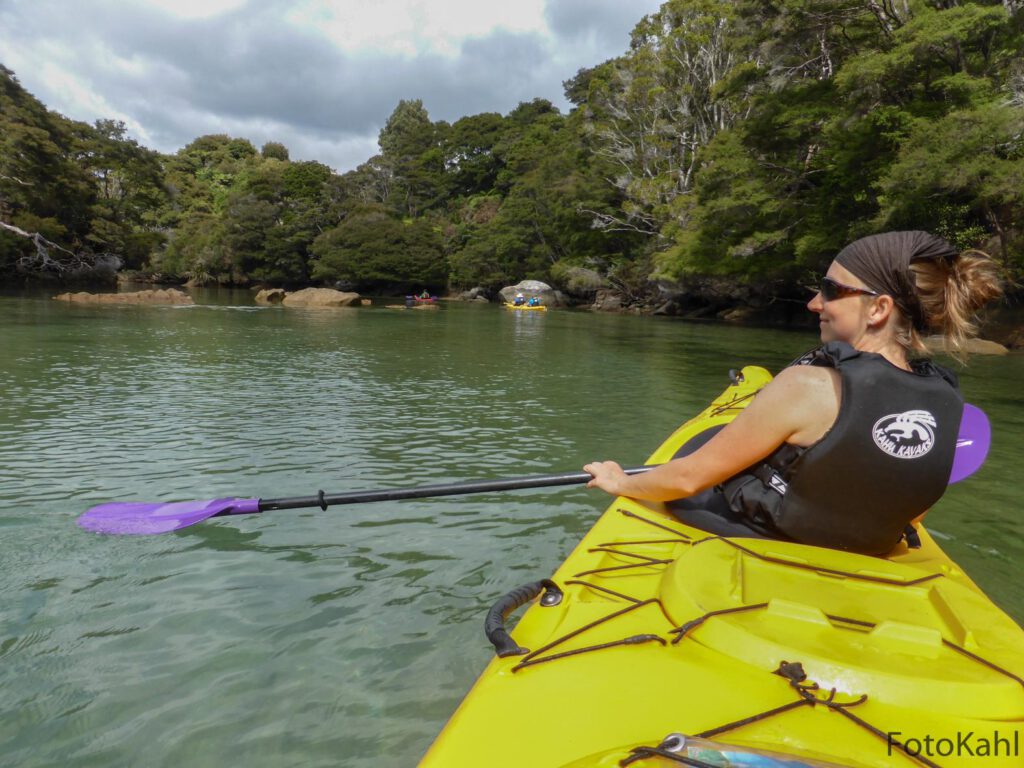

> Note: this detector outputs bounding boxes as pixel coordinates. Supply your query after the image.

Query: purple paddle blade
[950,403,991,484]
[77,497,260,535]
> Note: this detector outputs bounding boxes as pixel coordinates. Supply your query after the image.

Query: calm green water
[1,290,1021,767]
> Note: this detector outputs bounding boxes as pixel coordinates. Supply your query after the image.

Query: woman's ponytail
[906,250,1004,361]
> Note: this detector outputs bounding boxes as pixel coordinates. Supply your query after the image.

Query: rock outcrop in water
[280,288,361,308]
[53,289,193,305]
[457,286,490,303]
[254,288,287,305]
[923,336,1009,356]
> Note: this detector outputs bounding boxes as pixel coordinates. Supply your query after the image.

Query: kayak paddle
[77,404,991,536]
[949,403,990,484]
[77,467,658,535]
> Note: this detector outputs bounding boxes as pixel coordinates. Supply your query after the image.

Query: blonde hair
[891,250,1003,361]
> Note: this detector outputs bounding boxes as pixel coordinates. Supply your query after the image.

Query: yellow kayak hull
[422,366,1024,767]
[504,303,548,311]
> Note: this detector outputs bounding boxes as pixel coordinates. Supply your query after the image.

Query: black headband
[834,231,958,331]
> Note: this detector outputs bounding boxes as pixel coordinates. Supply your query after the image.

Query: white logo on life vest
[872,410,936,459]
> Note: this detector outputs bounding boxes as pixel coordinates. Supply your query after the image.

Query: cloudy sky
[0,0,663,172]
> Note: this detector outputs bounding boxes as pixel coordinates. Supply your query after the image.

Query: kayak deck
[422,366,1024,767]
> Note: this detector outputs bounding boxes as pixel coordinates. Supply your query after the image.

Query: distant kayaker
[513,292,526,306]
[527,296,541,307]
[584,231,1003,555]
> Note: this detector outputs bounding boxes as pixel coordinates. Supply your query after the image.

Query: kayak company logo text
[887,730,1019,759]
[872,410,936,459]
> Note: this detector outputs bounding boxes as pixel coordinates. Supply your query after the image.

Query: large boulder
[458,286,488,301]
[254,288,287,305]
[964,338,1010,356]
[281,288,361,308]
[590,289,623,312]
[499,280,562,307]
[53,289,193,305]
[556,265,606,300]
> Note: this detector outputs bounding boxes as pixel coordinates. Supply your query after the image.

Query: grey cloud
[544,0,660,49]
[111,6,555,126]
[1,0,661,170]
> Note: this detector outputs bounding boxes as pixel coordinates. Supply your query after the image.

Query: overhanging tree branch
[0,219,118,276]
[0,174,32,186]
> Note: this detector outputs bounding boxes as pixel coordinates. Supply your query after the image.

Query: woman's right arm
[585,366,839,501]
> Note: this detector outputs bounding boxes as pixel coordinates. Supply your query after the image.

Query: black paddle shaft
[250,466,657,514]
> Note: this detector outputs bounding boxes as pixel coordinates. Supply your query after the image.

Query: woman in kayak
[584,231,1003,555]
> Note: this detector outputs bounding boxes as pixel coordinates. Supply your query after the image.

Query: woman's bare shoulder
[761,365,841,444]
[765,364,839,398]
[691,363,840,469]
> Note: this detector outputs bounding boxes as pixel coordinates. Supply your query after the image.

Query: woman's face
[807,261,878,343]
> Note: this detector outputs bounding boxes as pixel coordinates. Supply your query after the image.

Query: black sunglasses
[819,276,879,302]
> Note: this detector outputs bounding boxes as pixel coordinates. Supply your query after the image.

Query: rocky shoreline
[55,269,1022,353]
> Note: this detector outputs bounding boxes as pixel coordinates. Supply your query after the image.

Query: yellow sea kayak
[422,366,1024,768]
[504,302,548,311]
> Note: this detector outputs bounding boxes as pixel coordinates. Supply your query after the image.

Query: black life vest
[721,342,963,555]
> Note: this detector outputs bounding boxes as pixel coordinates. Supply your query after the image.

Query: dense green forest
[2,0,1022,303]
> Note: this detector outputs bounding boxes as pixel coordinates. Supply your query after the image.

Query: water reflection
[508,307,547,340]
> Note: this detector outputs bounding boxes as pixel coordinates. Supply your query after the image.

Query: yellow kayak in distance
[504,302,548,311]
[421,366,1024,768]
